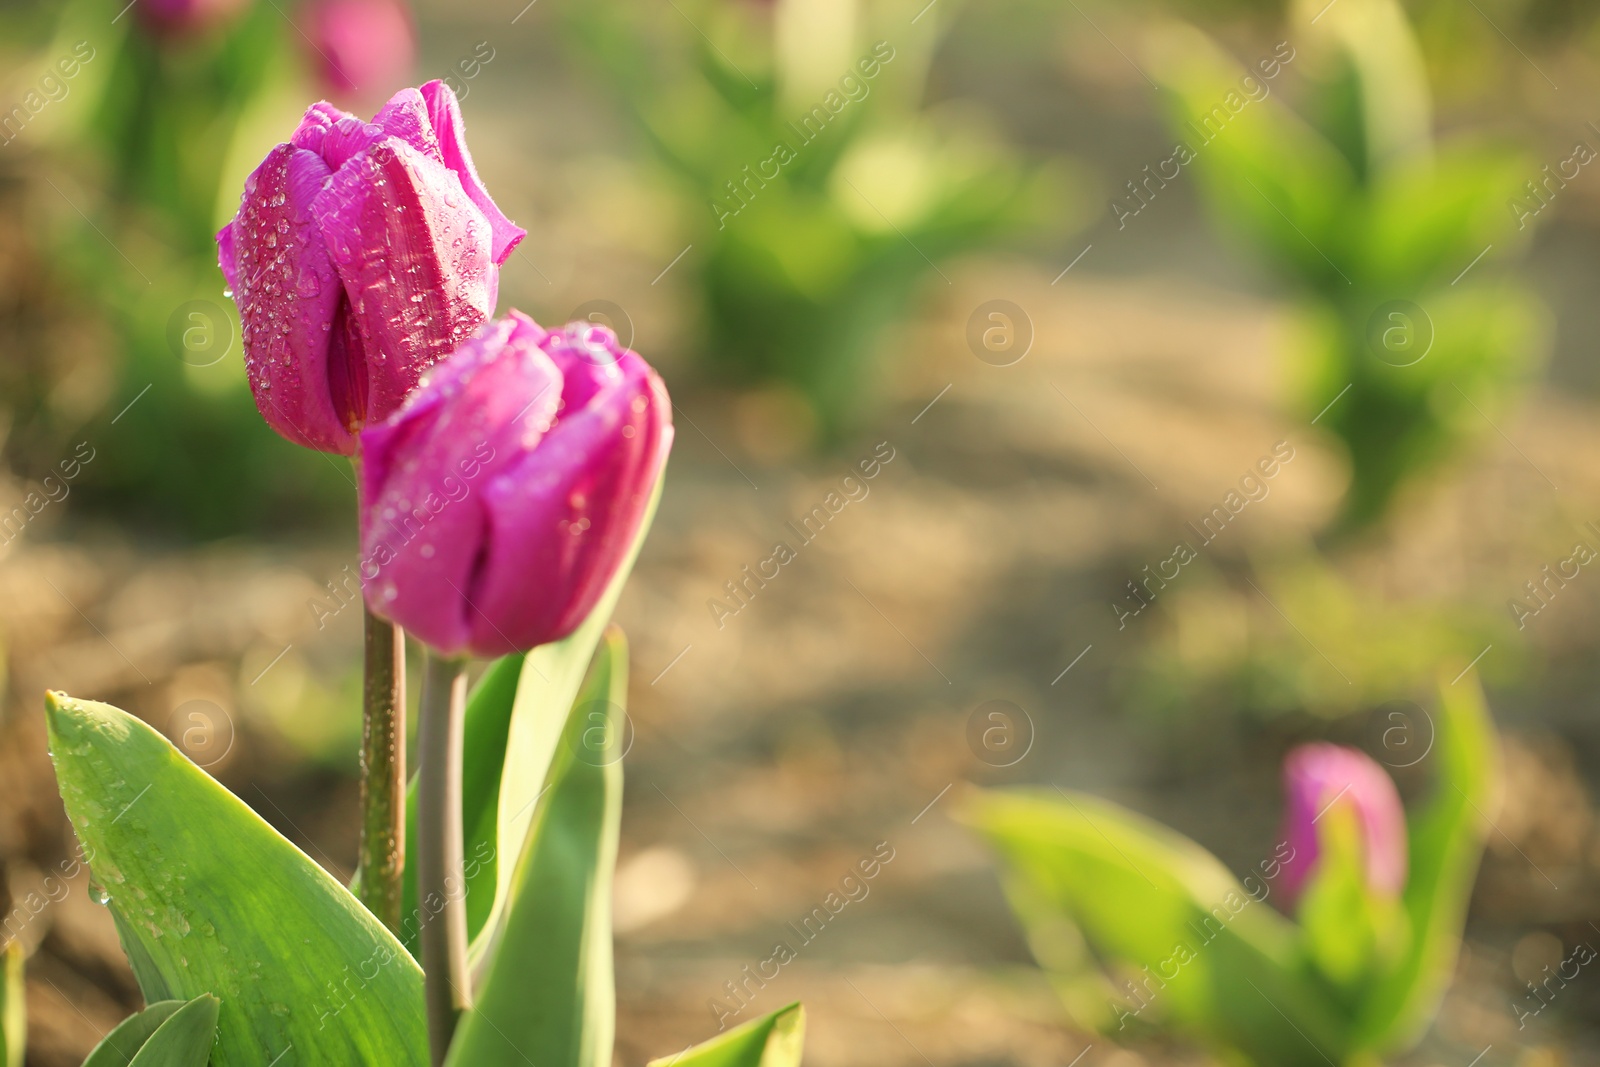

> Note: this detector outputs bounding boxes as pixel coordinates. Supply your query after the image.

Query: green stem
[418,652,470,1065]
[356,606,406,934]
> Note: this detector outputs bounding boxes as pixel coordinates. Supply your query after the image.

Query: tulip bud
[136,0,248,37]
[217,80,524,455]
[304,0,416,100]
[1278,743,1407,906]
[358,311,673,657]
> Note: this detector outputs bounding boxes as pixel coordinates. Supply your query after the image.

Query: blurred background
[0,0,1598,1062]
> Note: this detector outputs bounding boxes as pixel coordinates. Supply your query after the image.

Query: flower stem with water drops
[354,452,407,937]
[357,605,406,935]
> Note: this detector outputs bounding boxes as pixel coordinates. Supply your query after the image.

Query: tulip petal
[371,87,443,163]
[313,137,498,427]
[325,297,369,436]
[296,106,402,175]
[289,101,354,156]
[359,316,563,655]
[420,80,525,264]
[469,350,672,656]
[229,143,353,453]
[360,316,516,510]
[293,92,443,179]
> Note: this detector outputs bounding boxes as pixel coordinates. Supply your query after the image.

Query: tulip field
[1,0,1600,1065]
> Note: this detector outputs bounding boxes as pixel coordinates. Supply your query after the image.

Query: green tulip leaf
[81,999,187,1067]
[646,1003,805,1067]
[1355,672,1499,1051]
[44,692,426,1067]
[1295,803,1401,997]
[1,940,22,1067]
[960,787,1350,1067]
[123,994,219,1067]
[446,627,628,1067]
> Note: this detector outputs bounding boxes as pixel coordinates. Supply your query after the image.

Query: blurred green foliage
[1153,0,1548,533]
[1154,0,1599,41]
[1,0,355,540]
[1127,551,1521,721]
[569,0,1075,437]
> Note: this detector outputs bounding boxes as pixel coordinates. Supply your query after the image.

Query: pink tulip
[358,311,673,657]
[136,0,248,36]
[217,81,524,454]
[304,0,416,100]
[1278,743,1407,906]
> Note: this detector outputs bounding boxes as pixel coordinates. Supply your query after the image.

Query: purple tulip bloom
[1278,743,1407,906]
[358,311,673,657]
[217,81,524,454]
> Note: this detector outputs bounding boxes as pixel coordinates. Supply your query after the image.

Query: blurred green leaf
[1304,282,1546,530]
[1305,0,1434,182]
[1355,673,1499,1051]
[446,628,629,1067]
[124,994,219,1067]
[81,999,186,1067]
[1,940,21,1067]
[1357,145,1531,289]
[44,692,426,1067]
[647,1003,806,1067]
[1296,806,1401,995]
[1148,23,1355,286]
[960,788,1349,1067]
